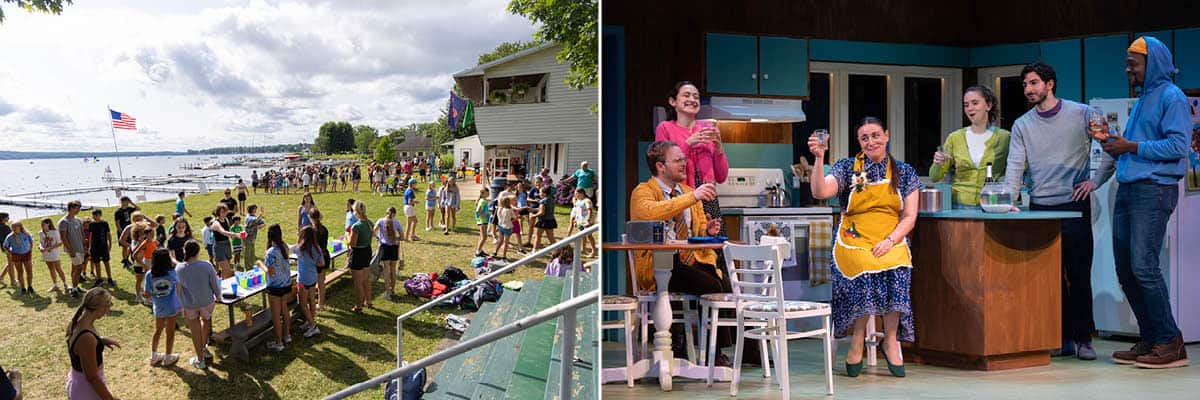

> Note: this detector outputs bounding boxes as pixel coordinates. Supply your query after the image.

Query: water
[0,153,286,220]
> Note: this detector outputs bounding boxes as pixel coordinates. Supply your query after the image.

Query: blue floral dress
[828,156,921,341]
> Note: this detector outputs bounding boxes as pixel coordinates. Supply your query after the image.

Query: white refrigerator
[1088,98,1200,342]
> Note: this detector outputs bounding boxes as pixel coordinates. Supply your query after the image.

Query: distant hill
[0,150,183,160]
[0,143,311,161]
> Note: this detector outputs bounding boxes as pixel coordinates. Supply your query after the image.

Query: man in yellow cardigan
[630,141,723,291]
[631,141,741,365]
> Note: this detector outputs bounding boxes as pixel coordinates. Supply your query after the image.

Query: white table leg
[652,250,676,391]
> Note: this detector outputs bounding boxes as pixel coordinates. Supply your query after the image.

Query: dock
[0,196,104,210]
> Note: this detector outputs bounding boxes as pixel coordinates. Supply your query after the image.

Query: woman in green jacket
[930,85,1011,206]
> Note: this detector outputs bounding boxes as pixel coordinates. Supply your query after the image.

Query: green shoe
[879,346,906,378]
[845,360,864,377]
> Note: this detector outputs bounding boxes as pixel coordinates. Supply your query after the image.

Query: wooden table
[602,241,736,391]
[907,209,1079,370]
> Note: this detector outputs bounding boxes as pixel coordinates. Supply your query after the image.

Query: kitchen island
[906,208,1080,370]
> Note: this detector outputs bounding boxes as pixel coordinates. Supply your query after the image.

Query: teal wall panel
[1175,28,1200,90]
[969,43,1040,67]
[1085,34,1131,100]
[1039,39,1083,102]
[810,39,969,67]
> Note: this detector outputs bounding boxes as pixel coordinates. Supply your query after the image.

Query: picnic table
[216,270,297,362]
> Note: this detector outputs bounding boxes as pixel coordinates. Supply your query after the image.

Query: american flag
[109,109,137,130]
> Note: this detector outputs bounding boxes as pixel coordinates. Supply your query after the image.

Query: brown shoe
[1113,341,1152,365]
[1134,335,1189,369]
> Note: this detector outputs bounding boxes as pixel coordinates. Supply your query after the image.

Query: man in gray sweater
[1004,61,1114,361]
[176,240,221,370]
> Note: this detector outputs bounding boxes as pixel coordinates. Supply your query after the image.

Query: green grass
[1,181,580,400]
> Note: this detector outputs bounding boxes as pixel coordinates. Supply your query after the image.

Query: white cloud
[0,0,537,151]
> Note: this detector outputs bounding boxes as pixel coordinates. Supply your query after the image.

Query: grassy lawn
[1,181,581,399]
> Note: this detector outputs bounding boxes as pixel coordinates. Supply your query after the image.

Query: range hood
[697,96,806,123]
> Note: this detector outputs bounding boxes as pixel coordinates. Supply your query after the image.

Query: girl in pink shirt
[655,81,729,234]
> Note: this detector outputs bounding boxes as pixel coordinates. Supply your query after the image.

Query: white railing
[324,224,600,400]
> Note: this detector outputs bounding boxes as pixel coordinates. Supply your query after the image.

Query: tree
[477,39,545,65]
[0,0,71,24]
[373,135,395,164]
[314,121,355,155]
[354,124,379,157]
[508,0,597,90]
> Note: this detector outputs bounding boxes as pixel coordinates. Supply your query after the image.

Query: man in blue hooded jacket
[1091,36,1190,369]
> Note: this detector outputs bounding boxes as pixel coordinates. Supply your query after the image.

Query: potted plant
[489,89,509,105]
[511,82,530,101]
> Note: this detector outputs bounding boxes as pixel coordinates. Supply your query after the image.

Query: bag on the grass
[429,272,449,299]
[404,273,433,298]
[472,278,503,306]
[384,361,427,400]
[452,280,478,310]
[437,266,469,286]
[368,248,384,282]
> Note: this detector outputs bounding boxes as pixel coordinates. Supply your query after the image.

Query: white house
[446,134,484,169]
[452,42,597,180]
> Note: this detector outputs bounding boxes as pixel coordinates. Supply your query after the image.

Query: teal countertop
[918,209,1081,220]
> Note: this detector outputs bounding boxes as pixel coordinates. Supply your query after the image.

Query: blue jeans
[1113,181,1180,344]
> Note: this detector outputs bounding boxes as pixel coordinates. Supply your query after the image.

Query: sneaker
[1134,335,1190,369]
[49,284,59,293]
[160,353,179,366]
[284,335,293,344]
[1050,338,1075,357]
[91,280,101,289]
[303,323,321,338]
[384,292,393,301]
[1113,341,1152,365]
[475,251,487,257]
[108,279,116,286]
[1076,341,1097,360]
[189,356,207,369]
[267,341,284,352]
[150,352,162,366]
[204,348,213,361]
[70,288,81,298]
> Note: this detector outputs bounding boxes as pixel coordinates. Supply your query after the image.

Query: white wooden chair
[700,237,793,386]
[723,242,833,398]
[626,251,700,362]
[600,294,639,387]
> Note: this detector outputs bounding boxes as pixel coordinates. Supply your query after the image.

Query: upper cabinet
[706,33,809,97]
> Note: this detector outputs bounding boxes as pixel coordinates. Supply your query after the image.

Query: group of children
[470,176,597,262]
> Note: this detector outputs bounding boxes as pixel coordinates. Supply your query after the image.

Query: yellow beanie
[1128,37,1148,56]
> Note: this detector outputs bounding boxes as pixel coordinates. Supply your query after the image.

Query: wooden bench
[226,308,278,362]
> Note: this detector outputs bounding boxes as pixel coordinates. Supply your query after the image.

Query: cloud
[167,43,260,98]
[0,98,15,116]
[22,106,74,125]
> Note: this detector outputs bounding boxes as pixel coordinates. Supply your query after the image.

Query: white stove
[715,168,785,208]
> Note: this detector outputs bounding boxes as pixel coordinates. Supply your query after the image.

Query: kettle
[765,181,789,208]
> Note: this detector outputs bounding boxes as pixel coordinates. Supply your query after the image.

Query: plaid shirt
[808,220,833,286]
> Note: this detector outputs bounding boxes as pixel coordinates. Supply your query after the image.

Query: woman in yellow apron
[808,117,921,378]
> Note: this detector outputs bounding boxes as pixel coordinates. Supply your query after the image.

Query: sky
[0,0,537,152]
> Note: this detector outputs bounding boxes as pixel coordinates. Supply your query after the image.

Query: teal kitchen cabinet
[706,33,809,97]
[758,36,809,97]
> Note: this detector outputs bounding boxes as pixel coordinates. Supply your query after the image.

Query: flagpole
[107,106,126,189]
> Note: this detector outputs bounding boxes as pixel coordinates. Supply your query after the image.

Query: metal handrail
[325,224,599,400]
[323,289,599,400]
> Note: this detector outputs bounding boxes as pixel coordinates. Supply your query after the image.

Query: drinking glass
[1087,107,1108,140]
[813,129,830,144]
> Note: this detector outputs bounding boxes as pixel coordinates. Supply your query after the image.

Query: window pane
[848,74,888,157]
[998,76,1028,131]
[795,72,831,162]
[905,77,942,175]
